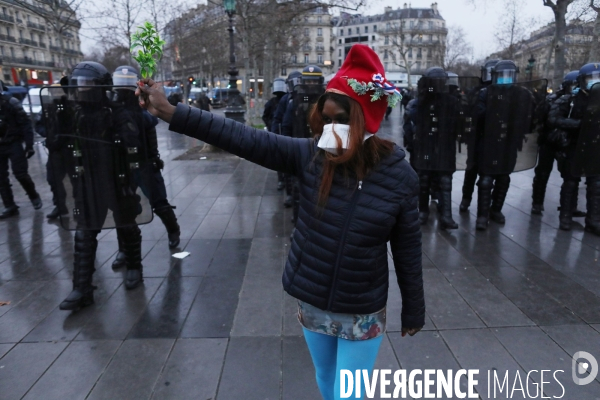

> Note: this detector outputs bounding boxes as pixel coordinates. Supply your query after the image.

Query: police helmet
[481,59,500,83]
[301,65,324,85]
[561,70,579,91]
[577,63,600,91]
[492,60,519,85]
[272,78,286,95]
[70,61,112,103]
[421,66,448,93]
[113,65,139,89]
[286,71,302,92]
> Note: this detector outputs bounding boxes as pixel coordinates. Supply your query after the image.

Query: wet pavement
[0,107,599,399]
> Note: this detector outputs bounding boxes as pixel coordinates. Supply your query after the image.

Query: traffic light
[188,76,194,84]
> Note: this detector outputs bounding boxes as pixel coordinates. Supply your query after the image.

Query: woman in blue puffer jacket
[137,44,424,400]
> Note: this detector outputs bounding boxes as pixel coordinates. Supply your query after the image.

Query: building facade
[0,0,82,86]
[331,3,447,87]
[281,7,334,77]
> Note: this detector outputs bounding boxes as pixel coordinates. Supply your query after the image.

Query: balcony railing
[0,14,14,23]
[0,34,16,42]
[16,18,22,24]
[38,42,46,48]
[27,22,45,31]
[0,56,55,67]
[19,38,38,46]
[49,45,61,51]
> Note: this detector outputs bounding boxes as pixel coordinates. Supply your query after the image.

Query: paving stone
[152,338,227,399]
[0,280,46,317]
[217,336,281,399]
[0,342,68,400]
[282,335,322,400]
[0,343,13,359]
[87,339,174,400]
[23,340,121,400]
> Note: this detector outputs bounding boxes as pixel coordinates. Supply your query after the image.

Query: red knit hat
[326,44,401,134]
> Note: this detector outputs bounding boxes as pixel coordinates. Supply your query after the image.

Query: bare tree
[12,0,84,70]
[493,0,529,60]
[588,0,600,60]
[444,26,473,70]
[543,0,578,88]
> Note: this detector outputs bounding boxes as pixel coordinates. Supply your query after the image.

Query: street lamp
[526,54,536,81]
[223,0,245,123]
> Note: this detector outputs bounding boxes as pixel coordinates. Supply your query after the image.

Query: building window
[348,28,352,35]
[402,20,406,28]
[373,25,377,32]
[10,47,14,58]
[317,16,322,23]
[340,29,344,36]
[386,22,390,30]
[292,54,297,63]
[338,48,341,56]
[0,46,3,55]
[316,6,322,13]
[317,54,323,63]
[384,49,388,59]
[19,30,23,39]
[372,35,375,41]
[365,26,368,33]
[410,20,414,28]
[304,28,309,36]
[417,48,422,58]
[384,36,389,45]
[304,53,309,63]
[384,62,388,70]
[5,27,10,36]
[356,27,360,34]
[1,7,6,15]
[429,21,433,28]
[339,59,342,66]
[418,35,422,43]
[317,28,322,37]
[281,67,286,76]
[408,48,412,58]
[338,39,342,44]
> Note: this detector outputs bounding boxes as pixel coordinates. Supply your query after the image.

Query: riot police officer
[55,62,149,310]
[271,71,300,195]
[550,63,600,233]
[282,65,325,223]
[459,59,499,212]
[0,82,42,218]
[263,78,286,133]
[405,67,460,229]
[110,66,181,269]
[474,60,540,230]
[531,70,583,216]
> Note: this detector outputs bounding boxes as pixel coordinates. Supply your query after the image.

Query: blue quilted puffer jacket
[169,104,425,328]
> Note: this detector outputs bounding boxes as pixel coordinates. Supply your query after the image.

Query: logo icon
[572,351,598,385]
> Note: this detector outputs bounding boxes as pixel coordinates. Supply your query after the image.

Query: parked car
[209,88,236,108]
[5,86,28,102]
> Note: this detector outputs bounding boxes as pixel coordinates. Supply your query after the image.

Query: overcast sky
[80,0,558,59]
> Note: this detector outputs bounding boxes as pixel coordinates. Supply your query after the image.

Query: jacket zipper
[327,180,362,310]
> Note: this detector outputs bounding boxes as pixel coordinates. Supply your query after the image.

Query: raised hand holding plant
[130,22,165,79]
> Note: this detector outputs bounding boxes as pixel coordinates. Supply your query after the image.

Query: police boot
[531,174,549,215]
[438,175,458,230]
[111,230,126,269]
[571,186,586,217]
[460,168,478,212]
[558,180,577,231]
[585,178,600,236]
[154,204,181,248]
[418,173,430,225]
[0,185,18,219]
[121,226,144,290]
[15,175,42,209]
[60,230,97,310]
[490,175,510,224]
[476,176,493,231]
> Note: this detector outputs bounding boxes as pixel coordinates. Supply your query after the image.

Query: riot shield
[455,77,482,170]
[292,84,325,138]
[412,91,460,172]
[571,82,600,177]
[40,85,153,231]
[479,79,547,175]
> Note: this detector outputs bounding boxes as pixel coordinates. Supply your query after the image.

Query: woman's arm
[136,79,309,174]
[389,163,425,334]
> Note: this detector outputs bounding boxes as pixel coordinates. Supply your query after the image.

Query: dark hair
[309,92,394,207]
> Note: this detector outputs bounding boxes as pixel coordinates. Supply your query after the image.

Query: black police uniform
[0,93,41,218]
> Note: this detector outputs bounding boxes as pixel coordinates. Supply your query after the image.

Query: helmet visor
[495,70,517,84]
[482,66,493,82]
[585,71,600,89]
[113,73,137,89]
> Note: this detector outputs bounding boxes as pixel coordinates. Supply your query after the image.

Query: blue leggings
[303,328,383,400]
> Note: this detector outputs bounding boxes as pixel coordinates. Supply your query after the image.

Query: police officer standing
[282,65,325,223]
[0,82,42,218]
[51,62,150,310]
[459,59,499,212]
[405,67,460,229]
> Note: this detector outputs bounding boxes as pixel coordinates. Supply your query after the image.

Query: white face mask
[317,123,374,154]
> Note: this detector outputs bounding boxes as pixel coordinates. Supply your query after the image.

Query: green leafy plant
[347,78,402,107]
[130,22,165,79]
